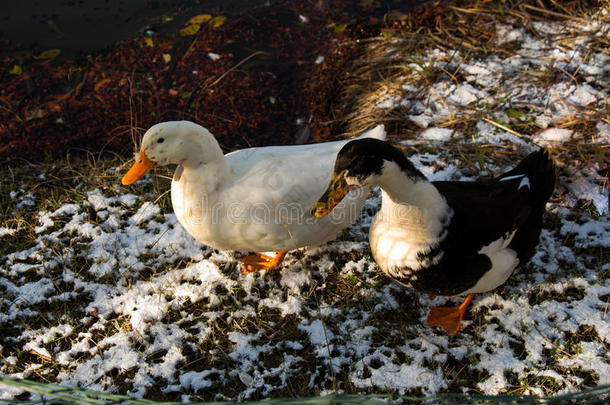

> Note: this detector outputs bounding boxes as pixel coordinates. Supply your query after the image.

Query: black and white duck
[311,138,556,334]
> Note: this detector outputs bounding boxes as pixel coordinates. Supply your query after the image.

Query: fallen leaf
[35,49,61,59]
[162,54,172,63]
[332,23,348,34]
[26,108,46,121]
[381,29,394,39]
[188,14,212,25]
[46,101,62,112]
[94,79,112,92]
[9,65,23,75]
[143,37,154,47]
[209,15,226,28]
[179,24,201,36]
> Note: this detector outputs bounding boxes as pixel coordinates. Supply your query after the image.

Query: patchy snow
[418,127,454,141]
[378,21,608,132]
[448,83,483,106]
[563,168,609,215]
[2,145,607,400]
[560,216,610,247]
[376,93,403,109]
[594,121,610,144]
[533,128,574,143]
[12,191,36,210]
[300,319,333,347]
[0,227,16,238]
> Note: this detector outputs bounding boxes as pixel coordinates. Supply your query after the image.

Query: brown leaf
[179,24,200,36]
[94,79,112,92]
[209,16,227,28]
[35,49,61,59]
[9,65,23,75]
[332,23,348,34]
[188,14,212,25]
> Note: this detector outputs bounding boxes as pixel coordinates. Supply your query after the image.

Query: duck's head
[122,121,218,185]
[311,138,423,217]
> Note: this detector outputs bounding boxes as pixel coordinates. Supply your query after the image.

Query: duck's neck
[375,161,451,234]
[177,133,231,191]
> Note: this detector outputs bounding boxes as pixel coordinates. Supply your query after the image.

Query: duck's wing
[434,177,531,247]
[410,178,531,295]
[216,126,386,242]
[434,149,554,253]
[225,125,386,189]
[420,151,555,294]
[496,149,556,262]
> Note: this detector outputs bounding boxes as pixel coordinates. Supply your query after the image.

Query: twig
[533,323,576,359]
[207,51,266,89]
[182,37,198,60]
[28,349,54,363]
[482,117,524,138]
[557,66,579,85]
[153,188,171,204]
[522,4,585,22]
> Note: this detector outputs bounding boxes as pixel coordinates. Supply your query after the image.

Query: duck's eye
[157,137,165,144]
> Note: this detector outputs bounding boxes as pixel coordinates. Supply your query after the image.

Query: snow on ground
[1,146,607,401]
[1,14,609,403]
[374,17,608,135]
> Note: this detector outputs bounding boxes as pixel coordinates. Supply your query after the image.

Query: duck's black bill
[310,170,351,217]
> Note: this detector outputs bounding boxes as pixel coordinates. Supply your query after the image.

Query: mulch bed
[0,0,438,164]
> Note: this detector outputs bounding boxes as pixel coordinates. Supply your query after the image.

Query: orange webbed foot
[240,251,288,274]
[425,294,474,335]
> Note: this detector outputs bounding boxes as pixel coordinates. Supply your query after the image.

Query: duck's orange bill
[122,152,156,185]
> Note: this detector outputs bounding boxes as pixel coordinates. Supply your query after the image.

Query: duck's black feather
[501,149,556,263]
[335,138,425,181]
[392,149,555,296]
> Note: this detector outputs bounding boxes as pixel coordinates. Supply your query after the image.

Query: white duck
[122,121,385,272]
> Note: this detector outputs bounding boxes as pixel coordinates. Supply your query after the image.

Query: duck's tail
[501,148,556,261]
[501,148,556,207]
[357,124,386,141]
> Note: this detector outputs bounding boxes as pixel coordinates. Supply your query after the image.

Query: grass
[308,0,608,168]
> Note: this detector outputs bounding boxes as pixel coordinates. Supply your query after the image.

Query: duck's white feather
[170,125,385,252]
[459,231,519,295]
[368,161,451,280]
